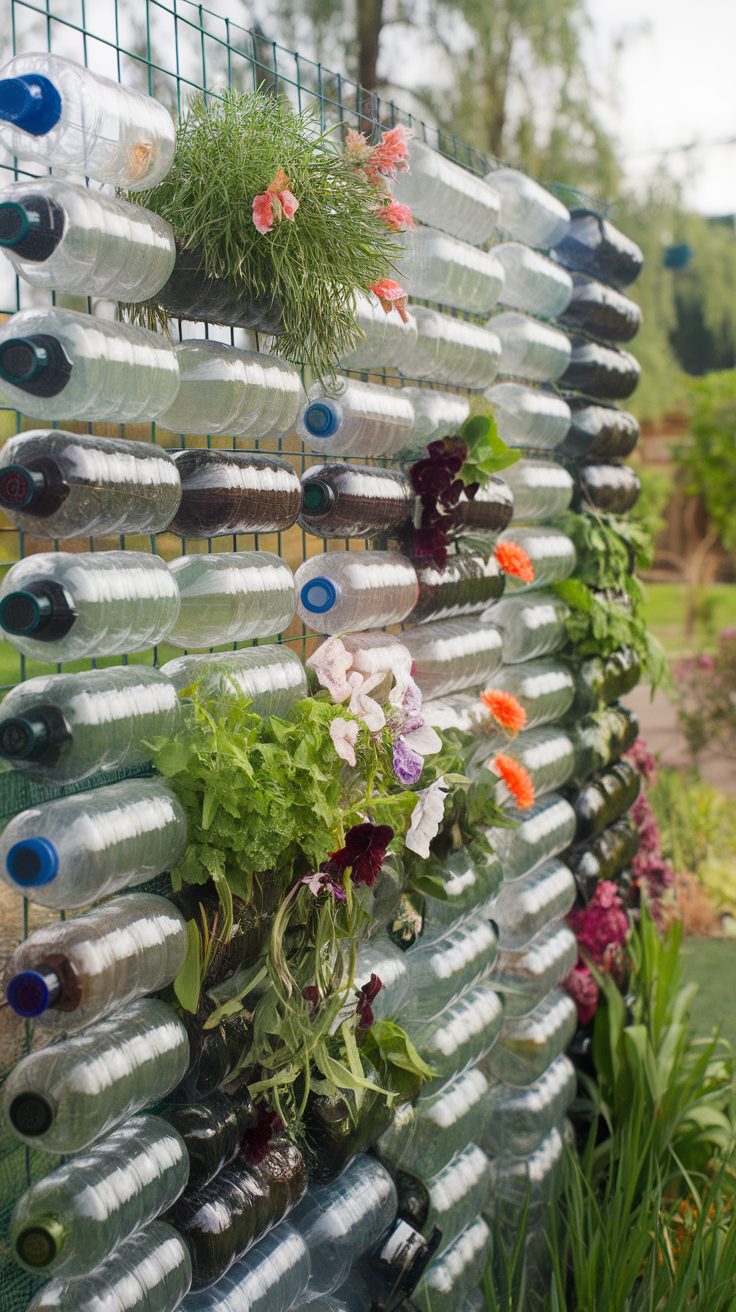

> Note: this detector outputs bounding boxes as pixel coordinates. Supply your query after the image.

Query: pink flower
[568,880,629,974]
[376,198,414,231]
[308,637,353,702]
[329,717,359,767]
[347,671,386,733]
[252,191,276,235]
[564,963,599,1025]
[369,124,412,178]
[300,870,346,902]
[252,169,300,235]
[369,278,410,323]
[344,127,374,168]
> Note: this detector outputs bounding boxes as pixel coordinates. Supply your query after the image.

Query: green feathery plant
[130,89,401,374]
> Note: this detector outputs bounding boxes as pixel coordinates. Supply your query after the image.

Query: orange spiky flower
[492,753,535,809]
[495,540,535,584]
[480,689,527,735]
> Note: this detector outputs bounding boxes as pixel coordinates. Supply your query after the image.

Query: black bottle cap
[0,702,71,763]
[0,579,76,641]
[0,462,46,510]
[9,1091,54,1137]
[302,478,335,517]
[0,334,72,398]
[0,195,65,261]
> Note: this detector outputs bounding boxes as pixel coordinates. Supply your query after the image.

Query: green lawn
[641,582,736,655]
[681,937,736,1048]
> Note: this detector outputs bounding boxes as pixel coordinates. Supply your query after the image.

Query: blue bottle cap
[300,576,337,614]
[0,74,62,137]
[303,400,339,438]
[7,968,61,1018]
[6,836,59,886]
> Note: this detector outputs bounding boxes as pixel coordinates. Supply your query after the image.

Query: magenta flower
[241,1106,284,1164]
[568,880,629,975]
[300,870,347,902]
[564,962,599,1025]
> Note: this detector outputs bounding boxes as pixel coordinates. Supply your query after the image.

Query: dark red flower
[356,973,383,1033]
[427,437,467,470]
[240,1105,284,1165]
[329,822,394,887]
[412,525,449,566]
[411,459,455,500]
[301,984,320,1017]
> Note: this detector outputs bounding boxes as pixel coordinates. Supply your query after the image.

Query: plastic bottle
[177,1223,310,1312]
[567,816,639,902]
[6,892,187,1030]
[154,251,284,337]
[178,1007,254,1102]
[451,475,515,537]
[0,429,182,539]
[551,209,644,289]
[485,659,575,730]
[291,1155,397,1298]
[157,341,303,440]
[485,793,576,881]
[502,459,573,522]
[481,1055,577,1156]
[11,1113,189,1277]
[559,338,641,401]
[295,549,418,633]
[300,463,414,539]
[495,526,576,592]
[494,242,573,318]
[573,760,640,843]
[491,312,571,383]
[0,177,176,299]
[408,552,505,624]
[402,616,504,698]
[0,665,181,784]
[487,1123,566,1227]
[484,989,577,1086]
[349,1217,439,1312]
[423,690,494,737]
[172,884,279,993]
[571,646,641,713]
[487,591,570,662]
[162,646,307,716]
[576,462,641,514]
[393,140,500,245]
[0,52,176,189]
[491,858,576,949]
[570,704,639,782]
[401,306,501,390]
[352,936,411,1022]
[492,724,576,799]
[487,168,570,249]
[558,272,642,342]
[0,308,180,422]
[0,549,180,661]
[485,381,571,450]
[413,1215,490,1312]
[169,450,302,538]
[296,376,415,457]
[303,1089,396,1187]
[403,916,498,1022]
[396,226,504,314]
[399,386,470,445]
[410,983,504,1089]
[163,1092,258,1189]
[339,291,418,372]
[168,1136,307,1288]
[378,1066,491,1178]
[2,998,190,1152]
[167,552,294,648]
[24,1220,192,1312]
[493,922,577,1017]
[416,1143,491,1255]
[558,398,640,460]
[416,847,503,937]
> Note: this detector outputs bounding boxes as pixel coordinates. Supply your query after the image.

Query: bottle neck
[0,333,72,398]
[15,1216,67,1271]
[0,194,65,261]
[0,456,69,518]
[0,702,72,764]
[0,579,76,642]
[301,478,336,518]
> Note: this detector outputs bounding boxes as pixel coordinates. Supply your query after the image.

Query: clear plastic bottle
[559,338,641,401]
[423,690,493,737]
[404,916,498,1021]
[169,450,302,538]
[332,628,410,679]
[486,591,570,663]
[573,759,640,843]
[567,816,639,902]
[392,141,500,245]
[486,659,575,730]
[485,382,572,449]
[0,178,176,299]
[352,937,411,1021]
[485,793,576,881]
[452,476,515,536]
[396,226,504,314]
[161,646,307,716]
[399,386,470,445]
[339,291,418,372]
[296,376,415,457]
[410,983,504,1089]
[571,646,640,714]
[291,1155,397,1298]
[378,1066,491,1177]
[164,1091,258,1189]
[493,922,577,1017]
[299,463,414,539]
[552,209,644,289]
[0,52,176,189]
[491,858,576,948]
[167,552,294,648]
[577,462,641,514]
[2,998,190,1152]
[487,1123,567,1226]
[492,724,576,799]
[413,1215,490,1312]
[409,552,505,624]
[495,526,576,592]
[487,169,570,249]
[418,847,503,937]
[0,550,180,661]
[558,272,642,343]
[0,429,181,539]
[401,307,501,390]
[295,550,418,634]
[494,242,573,318]
[157,341,303,440]
[0,308,180,422]
[177,1223,310,1312]
[484,989,577,1086]
[502,459,573,522]
[559,398,640,460]
[418,1143,491,1255]
[25,1220,192,1312]
[6,892,188,1030]
[402,617,504,699]
[11,1113,189,1277]
[481,1055,577,1156]
[570,704,639,783]
[0,665,181,785]
[491,311,571,383]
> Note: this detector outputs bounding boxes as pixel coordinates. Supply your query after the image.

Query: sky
[585,0,736,214]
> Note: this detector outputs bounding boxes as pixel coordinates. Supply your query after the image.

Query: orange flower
[495,540,535,584]
[480,689,527,734]
[492,753,535,809]
[370,278,410,323]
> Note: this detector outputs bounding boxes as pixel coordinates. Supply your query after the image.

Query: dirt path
[625,684,736,797]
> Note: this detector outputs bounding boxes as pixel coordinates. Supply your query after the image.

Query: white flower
[347,671,386,733]
[307,637,353,702]
[405,776,449,859]
[329,717,359,767]
[402,721,442,757]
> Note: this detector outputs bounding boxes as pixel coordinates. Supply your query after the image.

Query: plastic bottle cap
[0,589,51,635]
[8,1091,55,1137]
[301,479,335,516]
[16,1218,65,1270]
[303,400,339,438]
[0,74,62,136]
[7,967,61,1017]
[0,463,42,509]
[0,337,48,384]
[300,577,337,614]
[6,836,59,886]
[0,200,31,246]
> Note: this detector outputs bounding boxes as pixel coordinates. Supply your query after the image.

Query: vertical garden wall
[0,3,649,1309]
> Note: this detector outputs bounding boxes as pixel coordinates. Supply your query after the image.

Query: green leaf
[173,920,202,1014]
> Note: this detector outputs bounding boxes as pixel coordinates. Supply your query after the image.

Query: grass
[681,938,736,1049]
[640,582,736,656]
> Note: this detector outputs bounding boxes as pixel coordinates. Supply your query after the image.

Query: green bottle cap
[16,1216,65,1269]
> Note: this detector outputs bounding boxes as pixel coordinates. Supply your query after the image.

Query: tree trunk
[358,0,385,132]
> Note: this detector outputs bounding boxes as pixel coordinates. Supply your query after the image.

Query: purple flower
[392,736,424,786]
[300,870,347,902]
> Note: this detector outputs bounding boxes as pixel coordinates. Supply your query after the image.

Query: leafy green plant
[675,371,736,555]
[649,767,736,910]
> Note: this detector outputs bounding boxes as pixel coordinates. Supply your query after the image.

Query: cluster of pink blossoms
[564,880,630,1025]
